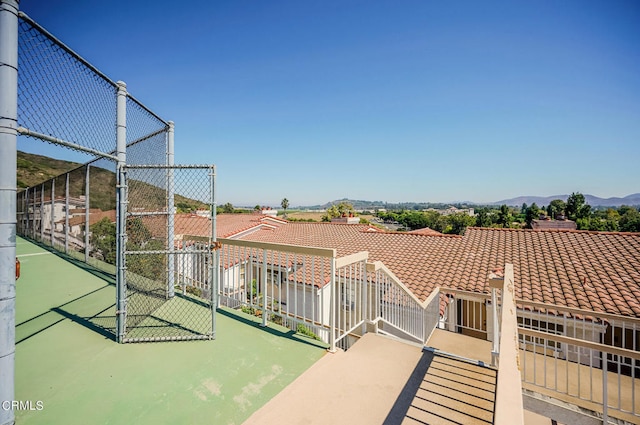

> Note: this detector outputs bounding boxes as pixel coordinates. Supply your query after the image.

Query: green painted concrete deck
[14,237,327,425]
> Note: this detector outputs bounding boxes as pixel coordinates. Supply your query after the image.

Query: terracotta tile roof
[143,213,287,241]
[408,227,442,235]
[237,223,640,318]
[67,210,116,227]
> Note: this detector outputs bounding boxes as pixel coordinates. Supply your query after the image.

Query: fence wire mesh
[122,166,215,342]
[16,160,117,274]
[18,15,117,155]
[15,11,216,344]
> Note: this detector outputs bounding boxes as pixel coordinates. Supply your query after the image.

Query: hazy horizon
[17,1,640,206]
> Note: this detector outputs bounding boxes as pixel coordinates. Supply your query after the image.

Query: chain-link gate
[120,165,217,342]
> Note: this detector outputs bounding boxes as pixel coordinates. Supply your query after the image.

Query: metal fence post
[211,165,218,339]
[39,182,43,241]
[24,187,29,236]
[64,173,69,253]
[84,164,90,262]
[167,121,175,298]
[0,1,19,424]
[115,81,127,343]
[50,178,55,246]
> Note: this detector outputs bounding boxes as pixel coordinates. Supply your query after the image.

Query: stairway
[401,352,497,425]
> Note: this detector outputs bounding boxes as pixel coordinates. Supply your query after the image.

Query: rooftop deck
[14,237,327,425]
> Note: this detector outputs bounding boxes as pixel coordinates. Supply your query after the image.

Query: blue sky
[17,0,640,206]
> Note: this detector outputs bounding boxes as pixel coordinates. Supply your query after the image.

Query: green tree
[447,212,476,235]
[497,205,513,228]
[619,207,640,232]
[126,217,152,247]
[398,211,429,230]
[253,204,261,211]
[566,192,591,222]
[281,198,289,217]
[475,208,492,227]
[547,199,566,219]
[524,203,540,228]
[90,217,116,264]
[222,202,235,214]
[322,202,356,221]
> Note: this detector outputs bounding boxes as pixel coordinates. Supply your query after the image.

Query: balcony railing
[174,237,639,423]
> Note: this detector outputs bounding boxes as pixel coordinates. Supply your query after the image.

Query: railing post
[603,354,608,425]
[329,255,337,352]
[261,250,268,327]
[115,81,127,343]
[361,259,368,336]
[0,1,19,424]
[489,273,502,367]
[166,121,175,298]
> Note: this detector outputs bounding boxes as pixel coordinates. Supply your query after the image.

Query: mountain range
[307,194,640,211]
[492,194,640,208]
[16,151,639,208]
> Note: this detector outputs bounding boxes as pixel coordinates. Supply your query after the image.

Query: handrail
[518,327,640,360]
[218,237,336,258]
[439,287,492,300]
[516,298,640,325]
[367,260,426,307]
[494,264,525,425]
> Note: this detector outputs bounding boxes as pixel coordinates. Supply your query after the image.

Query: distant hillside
[306,198,474,211]
[303,194,640,211]
[17,151,81,189]
[17,151,207,212]
[493,193,640,207]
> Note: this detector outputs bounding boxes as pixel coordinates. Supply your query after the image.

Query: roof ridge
[365,230,462,238]
[467,226,640,237]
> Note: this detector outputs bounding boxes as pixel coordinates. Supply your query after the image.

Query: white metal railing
[217,238,338,348]
[213,239,445,351]
[439,287,492,338]
[367,261,429,343]
[515,300,640,423]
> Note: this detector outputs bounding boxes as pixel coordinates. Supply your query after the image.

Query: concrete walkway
[243,333,424,425]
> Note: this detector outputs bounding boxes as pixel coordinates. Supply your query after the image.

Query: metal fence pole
[31,184,35,239]
[115,81,127,342]
[50,178,55,246]
[167,121,175,298]
[84,165,90,262]
[39,183,43,241]
[24,187,29,236]
[211,165,217,339]
[0,1,19,424]
[64,173,69,253]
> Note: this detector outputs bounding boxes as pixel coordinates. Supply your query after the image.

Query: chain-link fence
[13,10,216,344]
[16,159,118,274]
[17,14,118,157]
[123,165,216,342]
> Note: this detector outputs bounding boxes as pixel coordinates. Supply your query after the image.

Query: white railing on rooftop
[516,300,640,424]
[421,276,640,424]
[189,239,446,351]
